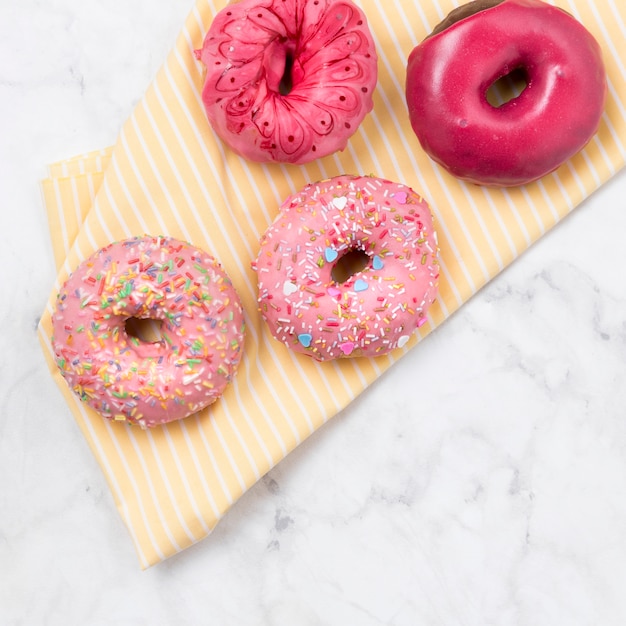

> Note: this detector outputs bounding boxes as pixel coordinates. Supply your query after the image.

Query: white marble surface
[2,1,626,624]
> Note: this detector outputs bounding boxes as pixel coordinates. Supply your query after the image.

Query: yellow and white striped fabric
[39,0,625,568]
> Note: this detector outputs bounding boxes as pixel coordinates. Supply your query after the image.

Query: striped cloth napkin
[39,0,626,568]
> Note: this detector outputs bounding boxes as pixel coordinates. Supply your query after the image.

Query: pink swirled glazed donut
[51,236,245,428]
[194,0,377,164]
[253,175,440,361]
[405,0,607,186]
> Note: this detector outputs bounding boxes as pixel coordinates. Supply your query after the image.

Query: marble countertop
[2,0,626,624]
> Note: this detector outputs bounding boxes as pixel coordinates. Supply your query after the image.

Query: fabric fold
[39,0,626,568]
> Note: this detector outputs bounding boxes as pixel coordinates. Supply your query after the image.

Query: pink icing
[253,175,440,361]
[405,0,607,186]
[195,0,377,164]
[51,236,245,428]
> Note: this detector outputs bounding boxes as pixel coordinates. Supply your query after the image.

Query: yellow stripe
[39,0,626,567]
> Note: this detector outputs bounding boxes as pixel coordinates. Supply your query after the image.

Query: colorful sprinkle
[283,281,298,296]
[324,247,338,263]
[397,335,410,348]
[298,333,313,348]
[332,196,348,210]
[339,341,355,355]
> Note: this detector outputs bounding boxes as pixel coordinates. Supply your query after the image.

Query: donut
[194,0,377,164]
[253,175,440,361]
[51,236,245,428]
[405,0,607,186]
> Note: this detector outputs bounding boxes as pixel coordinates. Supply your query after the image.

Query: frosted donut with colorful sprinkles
[253,175,440,361]
[51,236,245,428]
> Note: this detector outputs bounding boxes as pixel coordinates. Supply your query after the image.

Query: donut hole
[278,49,295,96]
[331,249,370,284]
[125,317,163,343]
[486,67,528,107]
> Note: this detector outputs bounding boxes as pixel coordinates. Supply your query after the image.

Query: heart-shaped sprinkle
[283,281,298,296]
[332,196,348,210]
[372,255,384,271]
[393,191,408,204]
[339,341,355,355]
[354,279,368,292]
[327,286,341,297]
[298,333,312,348]
[397,335,410,348]
[417,316,428,328]
[324,247,338,263]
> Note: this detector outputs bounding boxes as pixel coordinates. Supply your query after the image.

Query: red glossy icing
[196,0,377,164]
[405,0,607,186]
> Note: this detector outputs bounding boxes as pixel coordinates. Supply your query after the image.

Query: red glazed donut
[405,0,607,186]
[51,236,245,428]
[194,0,377,164]
[253,175,440,361]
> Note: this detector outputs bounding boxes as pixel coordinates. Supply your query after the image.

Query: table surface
[2,1,626,624]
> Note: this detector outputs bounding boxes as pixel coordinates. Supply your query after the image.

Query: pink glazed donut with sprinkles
[51,236,245,428]
[253,175,440,361]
